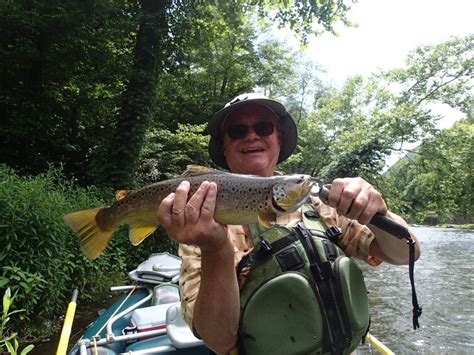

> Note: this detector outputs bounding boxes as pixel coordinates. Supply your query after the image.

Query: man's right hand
[157,181,229,253]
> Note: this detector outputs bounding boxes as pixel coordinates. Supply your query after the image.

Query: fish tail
[63,207,114,260]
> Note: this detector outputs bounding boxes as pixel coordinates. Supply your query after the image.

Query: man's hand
[327,177,388,226]
[157,180,228,253]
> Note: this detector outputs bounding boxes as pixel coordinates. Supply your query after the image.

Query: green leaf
[5,340,16,354]
[21,344,35,355]
[3,288,12,315]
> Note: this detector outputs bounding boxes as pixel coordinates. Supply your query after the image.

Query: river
[358,226,474,353]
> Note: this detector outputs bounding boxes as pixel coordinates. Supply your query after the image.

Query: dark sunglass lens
[254,122,275,136]
[227,124,248,139]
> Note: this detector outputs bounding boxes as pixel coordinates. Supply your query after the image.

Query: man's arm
[157,181,239,353]
[327,177,420,264]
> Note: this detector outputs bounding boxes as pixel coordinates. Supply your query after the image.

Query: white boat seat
[166,304,204,349]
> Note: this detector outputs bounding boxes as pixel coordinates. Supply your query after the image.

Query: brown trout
[64,166,315,260]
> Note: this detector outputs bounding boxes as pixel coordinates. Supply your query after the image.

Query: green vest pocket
[240,273,323,355]
[336,257,369,336]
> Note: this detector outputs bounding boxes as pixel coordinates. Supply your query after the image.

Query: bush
[0,165,176,337]
[1,288,34,354]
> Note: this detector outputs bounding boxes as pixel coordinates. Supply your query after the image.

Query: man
[157,93,420,354]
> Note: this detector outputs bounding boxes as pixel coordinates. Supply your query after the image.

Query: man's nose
[243,126,259,140]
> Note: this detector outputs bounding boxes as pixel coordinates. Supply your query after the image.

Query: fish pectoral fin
[128,223,158,245]
[257,210,276,228]
[181,165,225,177]
[115,190,131,201]
[63,207,113,260]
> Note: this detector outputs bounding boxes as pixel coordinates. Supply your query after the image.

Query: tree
[96,0,172,188]
[282,35,473,186]
[0,0,138,183]
[385,119,473,224]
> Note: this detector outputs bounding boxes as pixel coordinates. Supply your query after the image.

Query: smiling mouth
[241,147,265,154]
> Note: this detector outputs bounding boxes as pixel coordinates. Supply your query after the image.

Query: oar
[56,289,79,355]
[365,333,395,355]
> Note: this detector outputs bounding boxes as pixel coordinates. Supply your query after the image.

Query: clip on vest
[325,226,342,242]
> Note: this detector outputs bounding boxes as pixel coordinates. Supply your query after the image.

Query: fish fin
[181,165,224,177]
[115,190,130,201]
[257,210,276,228]
[128,222,158,246]
[63,208,114,260]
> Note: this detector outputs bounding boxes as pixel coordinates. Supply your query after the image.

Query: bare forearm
[369,211,421,265]
[194,239,240,353]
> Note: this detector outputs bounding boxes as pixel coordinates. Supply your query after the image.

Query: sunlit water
[358,227,474,354]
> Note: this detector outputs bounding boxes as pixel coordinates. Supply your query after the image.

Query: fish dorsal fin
[181,165,224,177]
[115,190,130,201]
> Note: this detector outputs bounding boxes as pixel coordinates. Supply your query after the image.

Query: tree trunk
[100,0,171,188]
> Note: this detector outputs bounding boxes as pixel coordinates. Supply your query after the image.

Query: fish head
[272,174,315,213]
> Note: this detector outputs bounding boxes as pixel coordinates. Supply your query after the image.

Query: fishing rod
[317,184,411,239]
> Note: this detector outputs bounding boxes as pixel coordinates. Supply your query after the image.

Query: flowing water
[358,226,474,354]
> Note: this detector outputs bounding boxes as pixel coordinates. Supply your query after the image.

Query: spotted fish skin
[63,166,314,260]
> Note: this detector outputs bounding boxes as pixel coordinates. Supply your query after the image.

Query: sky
[282,0,473,165]
[283,0,473,129]
[305,0,473,89]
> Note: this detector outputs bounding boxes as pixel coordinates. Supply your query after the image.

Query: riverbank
[436,223,474,229]
[411,223,474,229]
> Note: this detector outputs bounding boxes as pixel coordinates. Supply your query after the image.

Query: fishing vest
[237,204,370,355]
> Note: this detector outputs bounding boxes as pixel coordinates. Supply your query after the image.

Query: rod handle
[319,185,409,239]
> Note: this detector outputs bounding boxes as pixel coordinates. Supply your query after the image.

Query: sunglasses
[226,121,277,140]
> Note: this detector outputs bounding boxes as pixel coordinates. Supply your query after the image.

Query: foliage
[385,120,473,224]
[0,0,138,184]
[137,124,211,183]
[0,165,175,336]
[97,0,173,189]
[1,288,34,354]
[255,0,352,42]
[282,35,473,189]
[385,35,473,117]
[0,0,351,188]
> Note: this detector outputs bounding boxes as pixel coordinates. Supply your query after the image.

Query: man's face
[223,103,281,177]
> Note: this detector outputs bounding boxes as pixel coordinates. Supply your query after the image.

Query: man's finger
[347,188,369,220]
[200,182,218,220]
[157,192,175,228]
[338,184,361,216]
[185,181,210,224]
[172,181,190,226]
[328,178,344,207]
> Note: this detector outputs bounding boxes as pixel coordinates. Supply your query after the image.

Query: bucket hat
[208,93,297,169]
